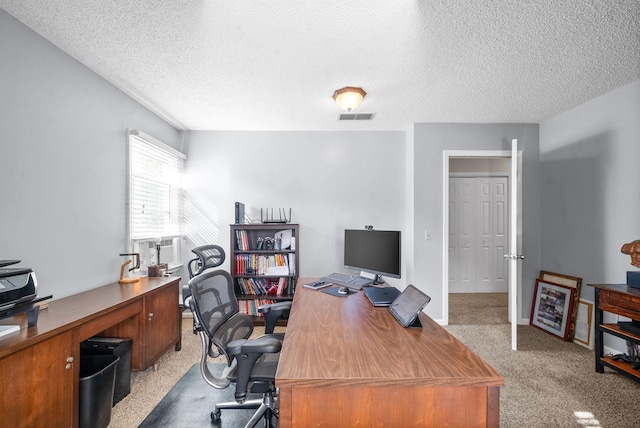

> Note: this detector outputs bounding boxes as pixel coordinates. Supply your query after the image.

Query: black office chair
[187,244,226,279]
[186,243,290,334]
[176,245,227,351]
[188,269,283,427]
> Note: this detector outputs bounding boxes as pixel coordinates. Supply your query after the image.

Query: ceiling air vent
[338,112,375,121]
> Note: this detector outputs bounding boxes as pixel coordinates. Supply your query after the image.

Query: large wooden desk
[0,276,180,428]
[276,280,504,427]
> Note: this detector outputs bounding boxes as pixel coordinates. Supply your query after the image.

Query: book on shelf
[238,299,282,317]
[236,277,293,296]
[288,253,296,275]
[265,266,289,276]
[235,229,250,251]
[235,253,293,275]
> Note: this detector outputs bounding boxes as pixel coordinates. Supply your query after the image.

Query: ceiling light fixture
[332,87,366,111]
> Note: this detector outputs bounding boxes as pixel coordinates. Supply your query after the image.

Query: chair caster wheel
[211,410,221,422]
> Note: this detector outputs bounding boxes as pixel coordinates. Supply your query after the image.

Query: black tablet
[388,284,431,328]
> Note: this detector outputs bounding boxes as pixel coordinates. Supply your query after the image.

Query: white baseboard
[604,344,624,356]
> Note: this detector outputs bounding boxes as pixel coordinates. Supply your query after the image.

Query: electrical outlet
[425,229,432,240]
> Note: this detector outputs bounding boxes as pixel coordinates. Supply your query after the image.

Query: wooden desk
[276,280,504,427]
[0,276,180,428]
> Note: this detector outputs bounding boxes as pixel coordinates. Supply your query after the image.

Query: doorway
[443,153,512,326]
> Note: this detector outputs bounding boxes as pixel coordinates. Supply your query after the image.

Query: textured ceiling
[2,0,639,131]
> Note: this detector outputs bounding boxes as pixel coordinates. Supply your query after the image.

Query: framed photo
[572,299,594,349]
[530,279,576,341]
[539,271,582,340]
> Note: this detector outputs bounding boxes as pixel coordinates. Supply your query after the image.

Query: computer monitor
[344,229,401,284]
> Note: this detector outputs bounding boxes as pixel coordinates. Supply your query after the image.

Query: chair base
[212,390,278,428]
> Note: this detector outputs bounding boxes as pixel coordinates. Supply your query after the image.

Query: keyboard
[320,272,372,289]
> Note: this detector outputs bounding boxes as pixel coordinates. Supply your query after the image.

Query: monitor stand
[360,271,384,285]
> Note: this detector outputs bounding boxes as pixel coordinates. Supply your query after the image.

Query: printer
[0,260,38,310]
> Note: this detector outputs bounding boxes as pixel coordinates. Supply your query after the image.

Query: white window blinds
[128,130,186,241]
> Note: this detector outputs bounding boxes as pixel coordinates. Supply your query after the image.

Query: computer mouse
[338,286,349,295]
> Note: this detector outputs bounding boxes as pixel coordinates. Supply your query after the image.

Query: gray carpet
[112,304,640,428]
[139,363,274,428]
[448,324,640,428]
[449,292,509,324]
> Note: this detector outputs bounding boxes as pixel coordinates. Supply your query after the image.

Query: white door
[449,177,509,293]
[506,139,522,351]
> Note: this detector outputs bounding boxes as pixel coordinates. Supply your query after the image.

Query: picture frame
[530,279,576,341]
[572,299,594,349]
[539,271,582,340]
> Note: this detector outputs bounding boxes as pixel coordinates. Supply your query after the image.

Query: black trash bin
[79,354,119,428]
[81,337,132,404]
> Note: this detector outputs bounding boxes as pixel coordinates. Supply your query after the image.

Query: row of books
[237,299,282,317]
[235,229,250,251]
[235,253,296,275]
[236,277,294,296]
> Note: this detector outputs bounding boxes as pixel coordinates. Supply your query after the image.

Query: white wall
[540,79,640,352]
[4,4,637,332]
[0,10,181,299]
[539,79,640,290]
[412,124,541,322]
[183,131,407,287]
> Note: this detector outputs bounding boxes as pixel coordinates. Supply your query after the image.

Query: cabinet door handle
[148,312,154,320]
[65,356,74,369]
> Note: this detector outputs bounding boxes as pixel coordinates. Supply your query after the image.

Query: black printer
[0,260,37,309]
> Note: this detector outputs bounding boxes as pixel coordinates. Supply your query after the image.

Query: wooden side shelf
[590,283,640,383]
[598,355,640,378]
[599,323,640,342]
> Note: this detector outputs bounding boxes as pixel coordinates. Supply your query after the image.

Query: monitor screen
[344,229,401,280]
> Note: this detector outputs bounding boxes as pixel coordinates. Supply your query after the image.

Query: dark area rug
[139,363,274,428]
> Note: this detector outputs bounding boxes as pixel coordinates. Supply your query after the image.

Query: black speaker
[235,202,245,224]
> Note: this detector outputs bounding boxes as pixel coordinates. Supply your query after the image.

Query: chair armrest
[228,336,282,403]
[258,301,292,334]
[227,337,281,356]
[258,300,292,313]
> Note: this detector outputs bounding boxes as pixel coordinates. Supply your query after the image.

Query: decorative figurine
[119,253,141,284]
[621,240,640,288]
[621,240,640,268]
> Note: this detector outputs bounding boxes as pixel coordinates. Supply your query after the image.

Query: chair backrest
[188,244,226,278]
[188,269,254,362]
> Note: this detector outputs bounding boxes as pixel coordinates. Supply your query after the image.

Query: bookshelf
[230,223,299,325]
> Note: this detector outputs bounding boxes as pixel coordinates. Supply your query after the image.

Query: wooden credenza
[0,277,180,428]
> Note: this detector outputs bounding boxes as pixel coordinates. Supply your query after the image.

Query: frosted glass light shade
[333,87,366,111]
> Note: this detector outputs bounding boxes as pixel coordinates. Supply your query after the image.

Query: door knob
[503,254,525,260]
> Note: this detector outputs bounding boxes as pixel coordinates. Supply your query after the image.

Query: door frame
[442,150,523,326]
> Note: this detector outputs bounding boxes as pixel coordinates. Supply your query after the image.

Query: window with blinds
[128,130,185,243]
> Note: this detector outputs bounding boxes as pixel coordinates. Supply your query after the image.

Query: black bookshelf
[230,223,299,325]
